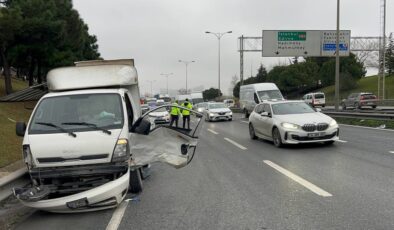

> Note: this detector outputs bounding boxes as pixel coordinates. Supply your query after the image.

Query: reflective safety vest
[181,102,193,115]
[170,103,180,115]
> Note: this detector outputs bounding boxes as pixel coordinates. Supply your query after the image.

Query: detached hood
[209,108,231,113]
[28,129,122,167]
[275,112,333,126]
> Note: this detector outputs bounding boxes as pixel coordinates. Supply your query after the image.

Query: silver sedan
[248,101,339,147]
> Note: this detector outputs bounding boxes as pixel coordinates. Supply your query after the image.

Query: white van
[239,83,284,117]
[13,59,203,213]
[302,92,326,107]
[223,99,235,108]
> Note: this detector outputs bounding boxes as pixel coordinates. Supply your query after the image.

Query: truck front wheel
[129,169,143,193]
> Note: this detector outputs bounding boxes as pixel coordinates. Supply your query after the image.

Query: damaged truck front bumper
[13,164,129,213]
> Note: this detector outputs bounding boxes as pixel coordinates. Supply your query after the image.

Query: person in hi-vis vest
[170,100,181,127]
[181,99,193,129]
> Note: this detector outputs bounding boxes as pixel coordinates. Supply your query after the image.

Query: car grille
[218,112,225,115]
[317,123,329,131]
[302,124,316,132]
[302,123,329,132]
[291,132,337,141]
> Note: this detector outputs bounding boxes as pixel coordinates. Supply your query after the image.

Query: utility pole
[335,0,340,111]
[147,80,155,97]
[178,60,195,93]
[382,0,387,100]
[160,73,173,95]
[205,31,232,92]
[240,35,244,86]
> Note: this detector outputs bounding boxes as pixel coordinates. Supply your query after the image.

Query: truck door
[129,104,203,169]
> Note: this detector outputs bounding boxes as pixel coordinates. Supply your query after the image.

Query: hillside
[318,75,394,103]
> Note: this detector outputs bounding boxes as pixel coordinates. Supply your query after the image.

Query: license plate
[308,132,325,137]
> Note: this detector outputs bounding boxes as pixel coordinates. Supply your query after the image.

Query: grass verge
[335,117,394,130]
[0,77,31,167]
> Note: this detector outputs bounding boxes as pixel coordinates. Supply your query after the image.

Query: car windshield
[272,102,315,115]
[257,90,283,100]
[29,93,123,134]
[208,103,226,109]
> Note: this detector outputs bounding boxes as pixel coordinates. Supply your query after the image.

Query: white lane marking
[335,139,347,143]
[224,137,247,150]
[263,160,332,197]
[207,129,218,135]
[7,118,16,123]
[389,151,394,154]
[339,124,394,132]
[240,121,249,124]
[106,200,129,230]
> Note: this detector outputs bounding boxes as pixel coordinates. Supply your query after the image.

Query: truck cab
[13,59,203,213]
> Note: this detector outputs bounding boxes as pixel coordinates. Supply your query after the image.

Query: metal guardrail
[322,111,394,121]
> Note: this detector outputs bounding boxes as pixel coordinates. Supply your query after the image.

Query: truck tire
[129,169,143,193]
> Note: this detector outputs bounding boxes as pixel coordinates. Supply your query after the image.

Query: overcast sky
[73,0,393,96]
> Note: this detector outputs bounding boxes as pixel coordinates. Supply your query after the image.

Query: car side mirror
[315,108,322,112]
[130,117,151,135]
[16,122,26,137]
[260,111,268,116]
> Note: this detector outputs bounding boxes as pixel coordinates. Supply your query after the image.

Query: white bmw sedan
[248,101,339,147]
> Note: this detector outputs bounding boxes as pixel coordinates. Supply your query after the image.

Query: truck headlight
[112,139,129,162]
[23,145,35,168]
[281,122,300,130]
[329,119,338,127]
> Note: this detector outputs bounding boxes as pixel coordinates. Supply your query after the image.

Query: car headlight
[23,145,35,168]
[227,111,233,115]
[209,113,215,116]
[281,122,300,130]
[112,139,129,162]
[329,119,338,127]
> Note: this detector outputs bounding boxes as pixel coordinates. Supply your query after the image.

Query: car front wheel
[272,128,283,148]
[249,123,257,140]
[129,168,143,193]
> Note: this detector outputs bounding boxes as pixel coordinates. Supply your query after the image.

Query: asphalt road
[13,115,394,230]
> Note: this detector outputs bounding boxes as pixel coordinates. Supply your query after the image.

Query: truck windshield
[29,93,124,134]
[257,90,283,101]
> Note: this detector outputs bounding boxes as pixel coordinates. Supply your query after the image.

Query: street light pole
[335,0,340,111]
[178,60,195,93]
[160,73,173,95]
[147,80,155,97]
[205,31,232,93]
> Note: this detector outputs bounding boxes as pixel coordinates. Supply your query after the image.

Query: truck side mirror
[130,117,151,135]
[16,122,27,137]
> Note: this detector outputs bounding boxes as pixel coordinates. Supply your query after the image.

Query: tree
[0,5,22,94]
[203,88,222,101]
[0,0,101,94]
[385,33,394,75]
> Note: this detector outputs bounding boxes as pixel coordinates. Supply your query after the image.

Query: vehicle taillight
[360,96,365,101]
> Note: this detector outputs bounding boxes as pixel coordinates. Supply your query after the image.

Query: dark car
[341,92,378,110]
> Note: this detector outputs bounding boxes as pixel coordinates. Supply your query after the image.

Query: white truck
[190,92,204,105]
[239,83,284,117]
[13,59,203,213]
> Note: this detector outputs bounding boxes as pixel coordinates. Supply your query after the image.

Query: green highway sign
[278,31,306,41]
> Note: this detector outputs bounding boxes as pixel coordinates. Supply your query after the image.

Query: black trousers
[170,115,179,127]
[183,115,190,129]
